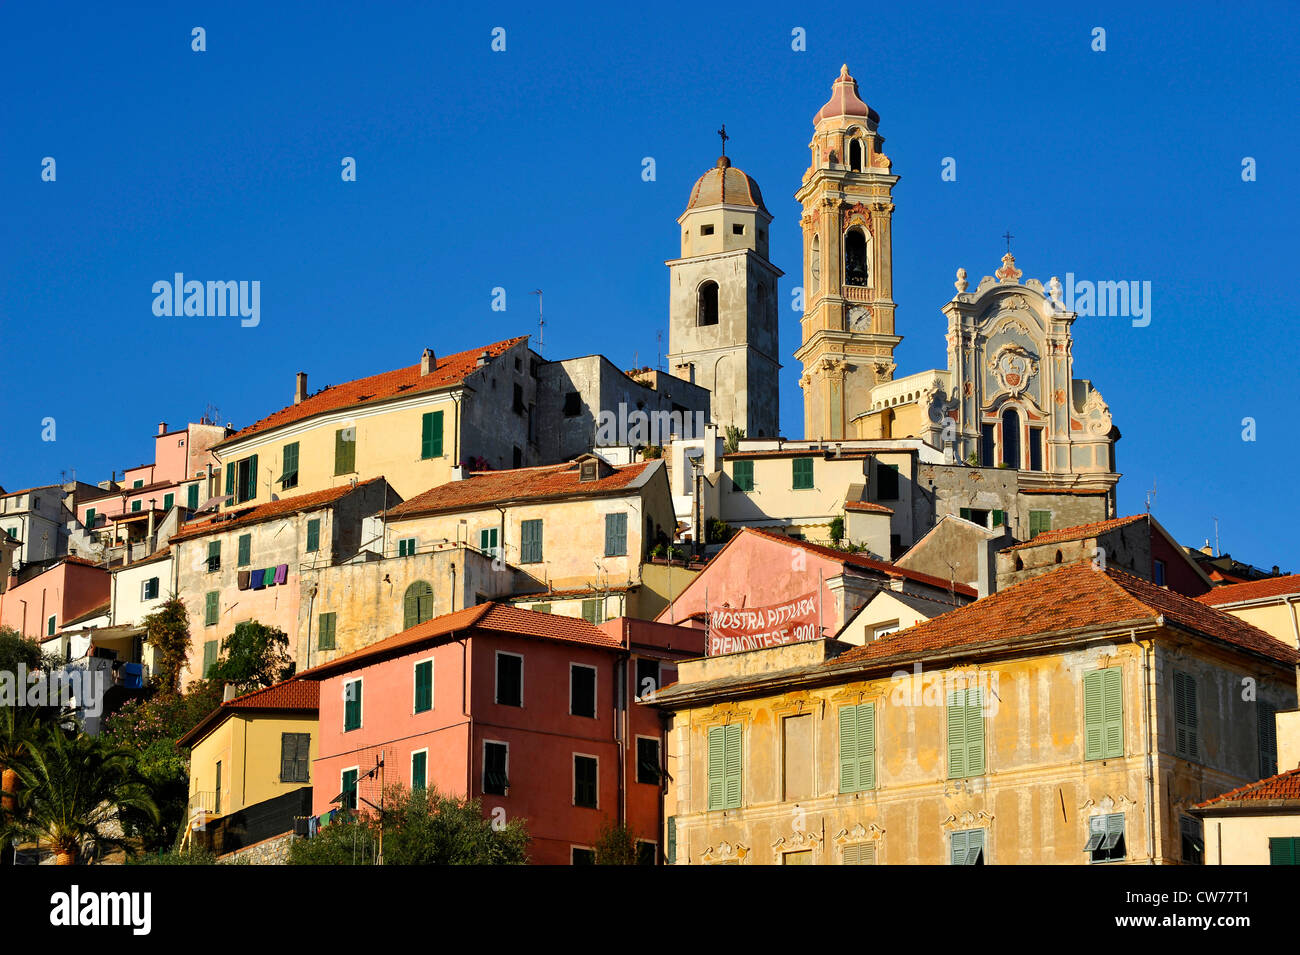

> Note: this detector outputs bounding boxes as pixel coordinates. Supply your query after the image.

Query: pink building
[300,602,704,864]
[0,556,110,639]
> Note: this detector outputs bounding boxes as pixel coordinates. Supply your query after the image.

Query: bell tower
[794,65,900,440]
[667,145,783,438]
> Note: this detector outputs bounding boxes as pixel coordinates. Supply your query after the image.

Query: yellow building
[180,679,320,842]
[1196,575,1300,650]
[652,560,1298,865]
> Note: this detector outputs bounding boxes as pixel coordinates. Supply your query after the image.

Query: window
[783,713,814,801]
[317,612,337,651]
[707,723,742,811]
[403,581,434,629]
[572,848,595,865]
[732,223,744,235]
[202,639,217,677]
[204,591,219,626]
[398,537,416,557]
[838,703,876,793]
[1174,670,1199,760]
[235,454,258,504]
[732,460,754,492]
[581,598,604,625]
[281,442,299,488]
[131,500,142,513]
[697,281,719,326]
[946,687,986,779]
[479,527,498,558]
[142,577,160,601]
[876,462,899,500]
[570,664,597,718]
[848,138,863,171]
[343,679,362,731]
[1001,408,1021,469]
[47,615,56,636]
[520,519,543,563]
[531,603,552,614]
[512,383,525,415]
[85,507,96,530]
[1270,837,1300,865]
[574,755,598,808]
[512,446,523,469]
[844,228,868,286]
[237,533,251,567]
[1259,701,1278,778]
[699,224,714,236]
[635,658,660,700]
[1028,428,1044,472]
[1181,816,1203,865]
[334,428,356,475]
[636,841,657,865]
[842,842,878,865]
[206,541,221,572]
[1153,559,1166,586]
[187,483,199,510]
[637,737,661,784]
[783,850,813,865]
[483,741,509,795]
[306,518,321,553]
[421,411,444,459]
[792,457,814,490]
[563,392,582,417]
[215,761,222,814]
[411,750,428,790]
[280,732,310,783]
[980,423,995,468]
[810,234,821,292]
[414,659,434,713]
[133,479,144,489]
[1086,813,1126,863]
[951,828,985,865]
[496,652,522,706]
[340,769,358,810]
[1084,668,1124,760]
[604,513,627,557]
[163,492,174,511]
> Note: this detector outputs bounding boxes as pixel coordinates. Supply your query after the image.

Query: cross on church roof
[717,124,729,158]
[1003,231,1015,254]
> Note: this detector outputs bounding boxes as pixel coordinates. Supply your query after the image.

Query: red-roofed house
[1196,575,1300,650]
[0,556,109,640]
[298,603,704,864]
[651,560,1297,865]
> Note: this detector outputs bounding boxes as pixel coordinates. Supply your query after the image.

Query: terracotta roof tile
[1195,767,1300,808]
[684,158,767,214]
[844,501,893,514]
[743,527,978,598]
[388,460,654,518]
[1006,515,1147,552]
[178,678,320,747]
[169,478,385,543]
[830,561,1299,669]
[216,337,527,447]
[1195,574,1300,606]
[297,602,621,679]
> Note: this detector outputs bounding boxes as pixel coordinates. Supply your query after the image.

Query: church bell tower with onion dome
[666,132,783,438]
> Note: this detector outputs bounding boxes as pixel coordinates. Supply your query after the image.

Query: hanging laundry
[274,563,289,585]
[262,566,276,587]
[237,570,251,591]
[251,571,267,591]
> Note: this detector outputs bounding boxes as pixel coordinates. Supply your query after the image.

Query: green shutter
[318,612,336,650]
[1084,670,1104,760]
[959,507,972,521]
[335,428,355,475]
[1103,667,1123,758]
[858,703,875,791]
[247,454,258,500]
[521,519,543,563]
[412,751,427,789]
[1270,837,1299,865]
[344,681,362,731]
[992,509,1005,527]
[838,703,876,793]
[187,483,199,510]
[839,706,859,793]
[965,688,985,776]
[282,442,299,487]
[85,508,96,529]
[306,518,320,553]
[225,462,235,500]
[421,411,444,459]
[164,493,174,511]
[1175,671,1198,759]
[733,460,754,492]
[724,722,742,809]
[237,534,251,567]
[793,457,813,489]
[947,689,966,778]
[202,639,217,677]
[707,726,725,810]
[131,500,141,512]
[1029,510,1052,539]
[414,660,433,712]
[951,829,968,864]
[604,513,627,557]
[204,591,219,626]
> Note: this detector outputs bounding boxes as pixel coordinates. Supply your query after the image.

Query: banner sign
[707,592,819,656]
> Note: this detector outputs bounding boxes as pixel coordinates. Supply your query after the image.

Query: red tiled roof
[388,460,654,518]
[1195,767,1300,809]
[0,484,62,499]
[216,337,528,447]
[845,501,893,514]
[743,527,978,598]
[297,602,621,680]
[1196,574,1300,606]
[178,678,320,747]
[830,561,1299,670]
[111,545,171,572]
[169,479,385,543]
[1005,515,1147,552]
[62,601,112,627]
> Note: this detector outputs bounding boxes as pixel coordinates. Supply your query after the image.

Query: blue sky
[2,1,1295,568]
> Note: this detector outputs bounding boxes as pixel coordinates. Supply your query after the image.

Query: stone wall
[219,831,297,865]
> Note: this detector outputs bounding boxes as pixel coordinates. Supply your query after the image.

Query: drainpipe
[1286,596,1300,648]
[460,633,472,798]
[450,562,457,613]
[1131,626,1156,863]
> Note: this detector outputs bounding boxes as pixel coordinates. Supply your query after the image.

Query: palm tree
[12,729,159,864]
[0,707,40,816]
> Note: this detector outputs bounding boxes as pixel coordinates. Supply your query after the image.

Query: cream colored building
[1196,575,1300,650]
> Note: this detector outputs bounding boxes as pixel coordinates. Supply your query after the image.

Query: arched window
[1001,407,1021,470]
[844,229,869,287]
[1014,555,1024,570]
[849,139,863,172]
[810,234,821,292]
[1054,550,1063,564]
[697,281,719,326]
[403,581,434,629]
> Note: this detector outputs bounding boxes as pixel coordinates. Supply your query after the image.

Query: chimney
[295,372,308,405]
[157,421,167,436]
[451,465,466,481]
[223,683,238,702]
[476,351,491,368]
[1201,540,1213,556]
[421,349,436,376]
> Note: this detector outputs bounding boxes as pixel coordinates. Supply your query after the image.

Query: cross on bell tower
[717,124,729,158]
